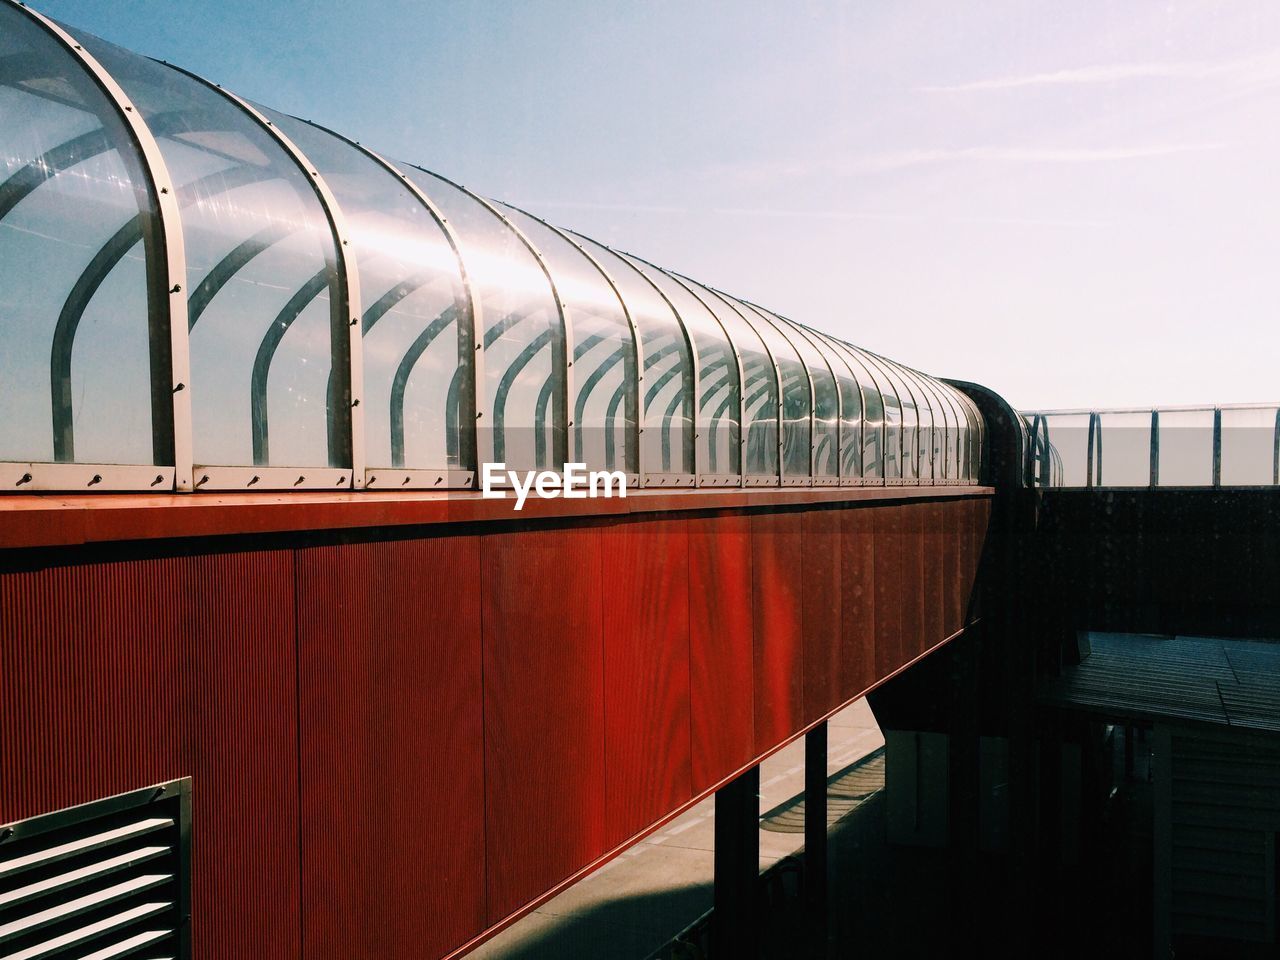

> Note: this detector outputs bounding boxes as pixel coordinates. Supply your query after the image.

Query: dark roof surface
[1041,631,1280,732]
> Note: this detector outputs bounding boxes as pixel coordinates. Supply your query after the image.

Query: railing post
[714,764,760,958]
[1150,410,1159,488]
[1212,408,1223,488]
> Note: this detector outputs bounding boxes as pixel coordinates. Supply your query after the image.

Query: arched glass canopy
[0,0,985,493]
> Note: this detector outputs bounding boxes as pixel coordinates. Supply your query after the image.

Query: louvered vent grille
[0,779,190,960]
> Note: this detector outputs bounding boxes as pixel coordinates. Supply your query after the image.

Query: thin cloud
[926,53,1280,93]
[850,142,1227,174]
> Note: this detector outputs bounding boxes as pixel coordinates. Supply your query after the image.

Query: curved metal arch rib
[11,3,191,486]
[601,246,708,483]
[414,170,572,470]
[770,311,847,480]
[163,63,363,480]
[626,257,747,482]
[499,203,642,478]
[316,134,480,476]
[731,296,819,483]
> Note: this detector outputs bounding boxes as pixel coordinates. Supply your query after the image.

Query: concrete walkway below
[471,700,884,959]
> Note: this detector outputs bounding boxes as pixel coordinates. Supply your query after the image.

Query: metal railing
[1022,405,1280,489]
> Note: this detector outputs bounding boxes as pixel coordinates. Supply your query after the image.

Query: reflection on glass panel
[1,10,162,465]
[1040,413,1092,487]
[807,329,879,480]
[934,385,964,481]
[1157,409,1213,487]
[896,363,939,481]
[683,283,779,479]
[574,238,693,477]
[921,379,952,480]
[733,300,811,478]
[621,256,741,478]
[775,316,841,479]
[1220,407,1278,486]
[872,357,919,481]
[1098,411,1151,487]
[73,33,344,469]
[852,349,900,479]
[827,340,885,479]
[968,394,984,481]
[267,113,469,473]
[399,168,561,473]
[502,208,636,474]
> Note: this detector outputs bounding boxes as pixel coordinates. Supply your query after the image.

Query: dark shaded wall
[1032,489,1280,642]
[0,493,989,960]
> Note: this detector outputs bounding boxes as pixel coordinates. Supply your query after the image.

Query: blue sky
[42,0,1280,409]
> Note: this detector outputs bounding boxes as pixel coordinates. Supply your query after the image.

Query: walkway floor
[470,700,884,959]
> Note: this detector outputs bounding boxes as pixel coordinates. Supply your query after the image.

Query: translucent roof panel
[619,255,742,480]
[399,167,563,474]
[729,298,814,481]
[267,112,470,477]
[892,361,941,481]
[501,207,636,475]
[1158,409,1213,487]
[1,9,164,467]
[808,330,880,481]
[1220,406,1278,486]
[765,313,840,480]
[573,237,694,479]
[71,31,346,474]
[847,345,899,479]
[868,354,920,481]
[677,280,781,481]
[0,12,987,494]
[935,383,966,481]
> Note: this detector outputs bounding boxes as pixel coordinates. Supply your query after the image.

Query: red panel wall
[688,512,755,793]
[873,506,905,678]
[0,494,992,960]
[840,506,877,699]
[0,551,303,959]
[801,508,843,724]
[751,511,805,755]
[900,503,926,665]
[295,538,486,960]
[189,551,301,960]
[921,502,945,650]
[600,518,692,847]
[480,524,607,923]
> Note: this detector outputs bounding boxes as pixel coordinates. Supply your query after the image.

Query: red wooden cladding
[0,552,303,959]
[751,511,806,755]
[873,506,905,678]
[600,518,693,847]
[900,505,926,665]
[189,551,301,960]
[295,539,486,960]
[801,508,843,724]
[0,493,992,960]
[480,524,607,924]
[943,501,962,637]
[839,506,877,699]
[364,538,485,960]
[687,511,755,794]
[921,502,945,650]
